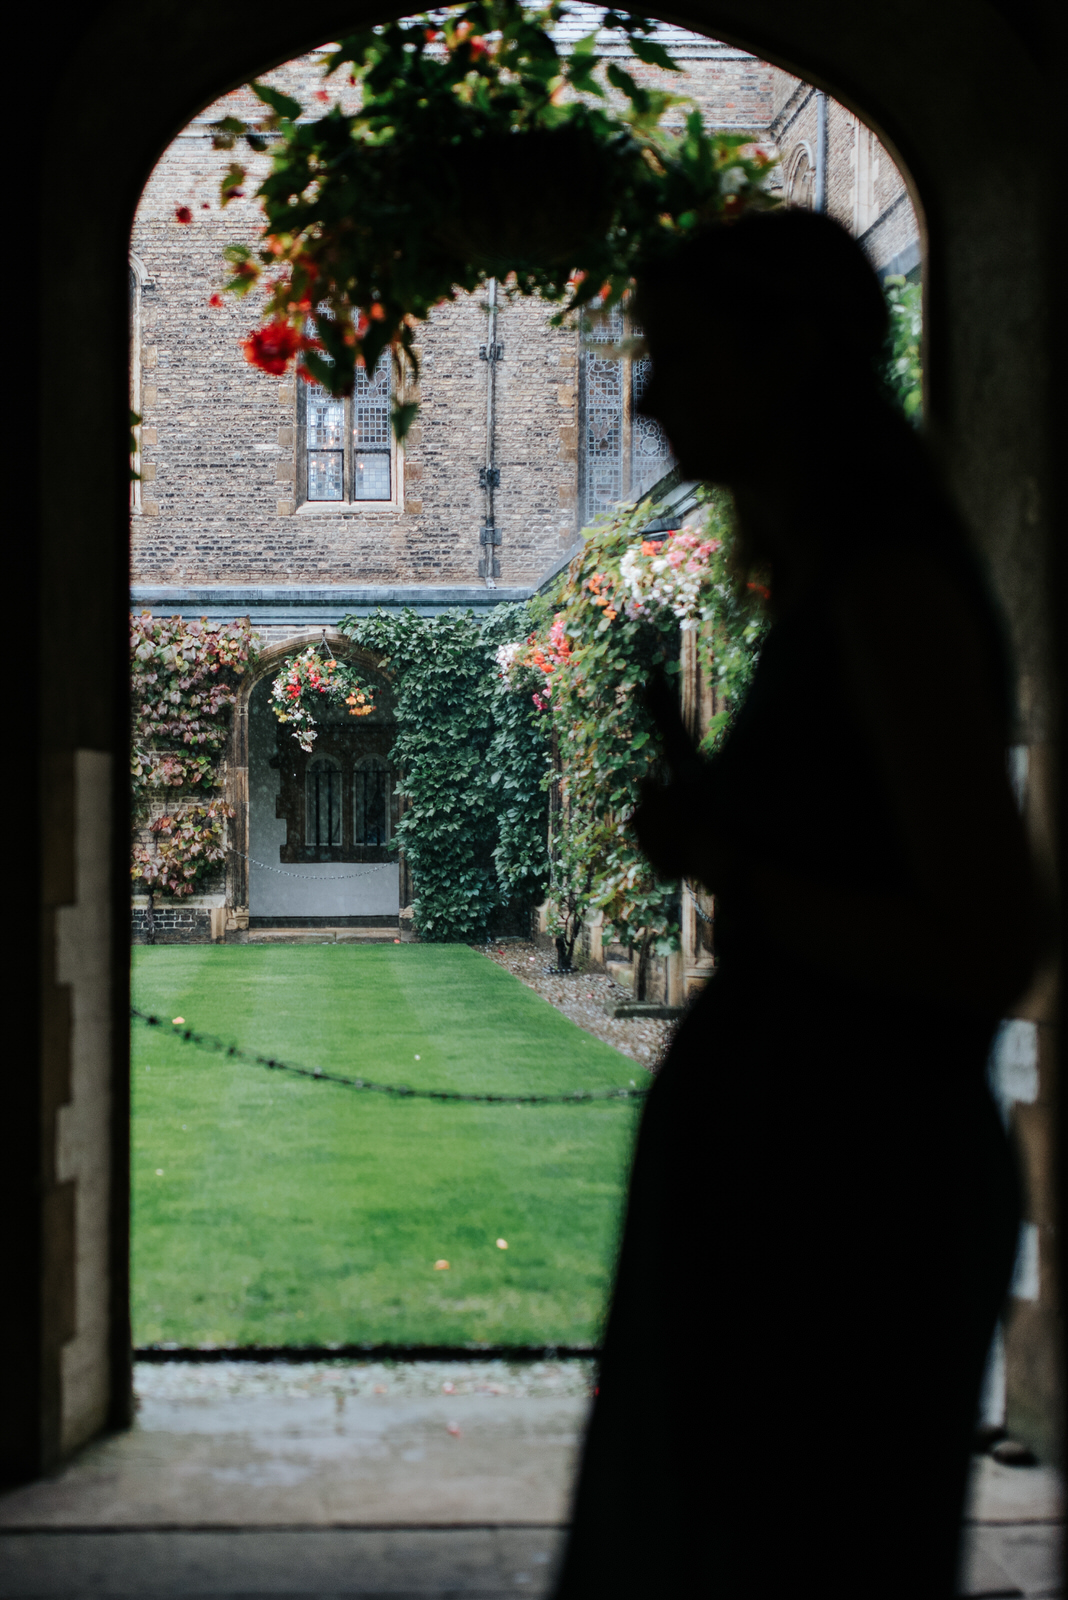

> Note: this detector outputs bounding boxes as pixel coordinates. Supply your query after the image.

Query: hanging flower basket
[432,123,621,277]
[271,646,377,753]
[212,1,777,433]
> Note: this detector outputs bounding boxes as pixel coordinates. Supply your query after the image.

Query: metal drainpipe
[479,277,500,587]
[814,90,829,215]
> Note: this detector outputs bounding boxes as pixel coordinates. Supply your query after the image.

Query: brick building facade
[130,14,918,941]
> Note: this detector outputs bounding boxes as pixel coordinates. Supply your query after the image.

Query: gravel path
[135,1358,596,1403]
[476,941,673,1071]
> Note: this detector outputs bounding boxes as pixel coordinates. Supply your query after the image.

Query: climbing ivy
[339,605,548,941]
[883,272,922,422]
[508,489,766,970]
[130,612,258,901]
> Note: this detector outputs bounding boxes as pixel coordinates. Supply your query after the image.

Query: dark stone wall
[131,906,211,944]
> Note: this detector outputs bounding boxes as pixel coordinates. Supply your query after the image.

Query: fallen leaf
[374,1384,388,1394]
[434,1259,450,1270]
[496,1238,509,1250]
[172,1016,185,1025]
[447,1422,462,1437]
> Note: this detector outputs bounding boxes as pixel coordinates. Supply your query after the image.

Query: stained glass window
[580,308,674,526]
[582,306,624,526]
[630,349,674,502]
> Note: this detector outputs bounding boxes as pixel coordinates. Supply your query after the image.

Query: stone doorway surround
[226,630,409,937]
[9,0,1065,1519]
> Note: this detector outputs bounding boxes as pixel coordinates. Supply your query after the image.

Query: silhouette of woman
[552,210,1046,1599]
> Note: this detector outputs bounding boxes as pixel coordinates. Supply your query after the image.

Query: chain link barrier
[231,848,395,883]
[130,1007,650,1105]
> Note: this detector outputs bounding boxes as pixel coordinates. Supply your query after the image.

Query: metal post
[480,278,500,586]
[814,90,829,214]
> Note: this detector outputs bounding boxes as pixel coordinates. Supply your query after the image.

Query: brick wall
[768,70,917,274]
[131,906,212,944]
[130,30,919,597]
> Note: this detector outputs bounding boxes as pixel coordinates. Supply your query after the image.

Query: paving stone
[0,1527,564,1596]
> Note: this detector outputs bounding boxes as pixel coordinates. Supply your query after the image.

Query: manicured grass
[131,945,645,1347]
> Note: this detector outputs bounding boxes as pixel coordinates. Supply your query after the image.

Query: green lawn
[131,945,645,1347]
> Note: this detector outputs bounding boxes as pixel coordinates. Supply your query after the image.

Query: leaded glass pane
[306,379,344,500]
[308,451,343,501]
[583,307,624,525]
[352,349,392,500]
[354,453,391,500]
[306,758,341,848]
[354,760,390,847]
[308,385,344,450]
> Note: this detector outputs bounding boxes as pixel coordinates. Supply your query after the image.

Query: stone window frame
[293,349,404,516]
[785,141,816,209]
[129,253,150,515]
[274,721,398,865]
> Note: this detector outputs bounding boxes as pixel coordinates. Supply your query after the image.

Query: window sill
[295,500,403,516]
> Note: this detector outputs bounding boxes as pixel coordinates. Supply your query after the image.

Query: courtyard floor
[0,1360,1060,1598]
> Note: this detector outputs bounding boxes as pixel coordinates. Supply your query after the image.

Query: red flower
[243,319,301,375]
[175,206,192,224]
[201,202,210,210]
[315,90,330,103]
[208,293,224,308]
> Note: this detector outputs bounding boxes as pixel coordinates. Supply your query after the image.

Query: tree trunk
[145,889,156,946]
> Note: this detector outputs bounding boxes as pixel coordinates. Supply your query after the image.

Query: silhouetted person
[552,210,1046,1600]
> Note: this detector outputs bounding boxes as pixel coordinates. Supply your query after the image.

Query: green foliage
[130,612,257,897]
[340,606,548,941]
[131,944,641,1347]
[217,0,776,431]
[883,272,922,422]
[517,491,766,958]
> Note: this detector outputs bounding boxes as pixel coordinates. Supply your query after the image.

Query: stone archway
[9,0,1064,1488]
[225,630,404,935]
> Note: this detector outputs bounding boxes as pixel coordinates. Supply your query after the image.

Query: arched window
[354,756,391,848]
[786,143,816,209]
[305,756,342,850]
